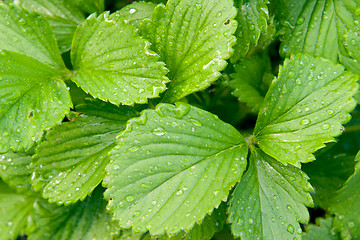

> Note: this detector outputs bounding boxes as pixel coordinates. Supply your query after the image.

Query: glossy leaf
[0,3,65,69]
[104,103,248,236]
[275,0,360,63]
[229,53,274,112]
[340,29,360,75]
[0,151,32,193]
[232,0,270,62]
[26,186,118,240]
[228,149,313,239]
[329,151,360,239]
[140,0,237,102]
[0,181,37,240]
[118,1,157,28]
[303,217,341,240]
[0,51,71,152]
[31,99,137,205]
[254,54,359,166]
[71,11,169,106]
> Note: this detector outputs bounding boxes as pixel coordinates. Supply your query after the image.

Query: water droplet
[217,11,222,17]
[248,24,255,31]
[129,8,137,14]
[304,107,310,111]
[133,210,141,217]
[152,127,166,136]
[348,221,355,228]
[295,78,301,85]
[113,164,120,170]
[195,3,202,10]
[297,17,305,25]
[151,200,157,205]
[327,109,334,115]
[322,123,330,130]
[287,224,295,234]
[176,190,183,195]
[128,146,140,152]
[248,218,254,224]
[138,88,144,93]
[126,195,134,202]
[187,118,202,126]
[300,119,311,125]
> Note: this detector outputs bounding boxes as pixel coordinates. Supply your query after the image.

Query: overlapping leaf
[71,0,104,14]
[0,181,37,240]
[139,0,237,102]
[118,1,157,28]
[0,151,32,193]
[0,51,71,152]
[26,186,118,240]
[329,151,360,239]
[16,0,85,53]
[274,0,360,64]
[31,99,137,205]
[71,11,169,106]
[253,54,359,166]
[229,53,274,111]
[341,29,360,74]
[303,217,341,240]
[228,149,313,240]
[104,103,248,236]
[0,3,65,69]
[231,0,270,62]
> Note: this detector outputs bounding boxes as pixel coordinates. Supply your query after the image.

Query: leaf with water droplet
[139,0,237,102]
[228,149,313,239]
[302,217,341,240]
[71,11,169,106]
[117,1,157,28]
[104,103,248,236]
[254,54,359,166]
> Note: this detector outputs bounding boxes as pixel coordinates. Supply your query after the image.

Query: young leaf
[253,54,359,166]
[229,53,274,112]
[231,0,269,62]
[0,181,37,240]
[26,186,118,240]
[274,0,360,63]
[118,1,157,28]
[31,100,137,205]
[0,3,65,69]
[228,149,313,239]
[303,217,341,240]
[15,0,85,53]
[104,103,248,236]
[329,151,360,239]
[0,151,32,193]
[139,0,237,102]
[0,51,72,152]
[71,11,169,106]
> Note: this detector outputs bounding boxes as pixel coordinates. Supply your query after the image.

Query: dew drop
[322,123,330,130]
[327,109,334,115]
[129,8,137,14]
[133,210,141,217]
[152,127,166,136]
[113,164,120,170]
[300,119,311,125]
[126,195,134,202]
[176,190,183,195]
[287,224,295,234]
[248,218,254,224]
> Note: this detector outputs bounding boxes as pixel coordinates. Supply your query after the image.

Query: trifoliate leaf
[139,0,237,102]
[229,53,274,112]
[31,100,137,205]
[274,0,360,63]
[303,217,341,240]
[329,151,360,239]
[302,129,359,208]
[228,149,313,240]
[104,103,248,236]
[231,0,270,62]
[118,1,157,28]
[0,151,32,193]
[341,29,360,75]
[0,3,65,69]
[26,186,118,240]
[15,0,85,53]
[0,51,72,152]
[0,181,37,240]
[71,11,169,106]
[253,54,359,166]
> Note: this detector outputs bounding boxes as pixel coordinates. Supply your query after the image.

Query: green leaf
[26,186,118,240]
[253,54,359,166]
[0,51,72,152]
[275,0,360,63]
[340,29,360,75]
[71,0,104,15]
[329,151,360,239]
[229,52,274,112]
[231,0,269,62]
[0,151,32,193]
[118,1,157,28]
[31,99,137,205]
[303,217,341,240]
[139,0,237,102]
[71,11,169,106]
[302,130,359,208]
[0,181,37,240]
[0,3,65,69]
[16,0,85,53]
[104,103,248,236]
[228,149,313,239]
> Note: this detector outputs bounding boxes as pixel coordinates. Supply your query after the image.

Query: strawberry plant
[1,0,360,239]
